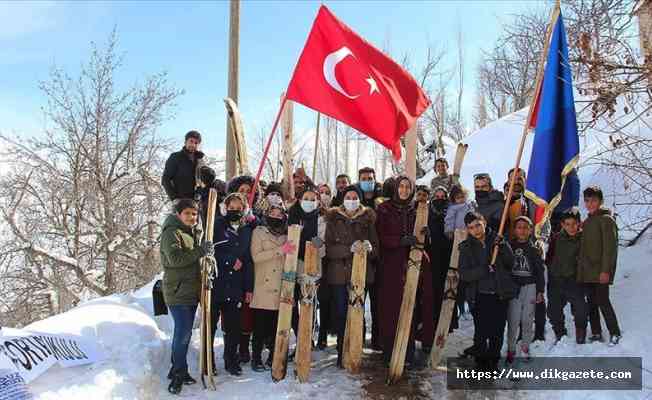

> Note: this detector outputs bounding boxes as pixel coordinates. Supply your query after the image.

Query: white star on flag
[366,75,379,95]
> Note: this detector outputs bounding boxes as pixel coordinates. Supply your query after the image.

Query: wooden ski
[280,95,295,200]
[387,201,429,384]
[199,188,218,389]
[429,229,467,369]
[342,246,368,374]
[295,242,320,382]
[271,224,302,382]
[224,97,250,176]
[429,142,468,370]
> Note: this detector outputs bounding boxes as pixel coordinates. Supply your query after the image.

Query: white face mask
[267,193,283,206]
[301,200,318,213]
[343,199,360,212]
[320,193,331,205]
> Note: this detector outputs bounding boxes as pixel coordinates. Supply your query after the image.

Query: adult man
[578,186,621,345]
[356,167,384,210]
[331,174,351,207]
[474,173,505,232]
[162,130,206,202]
[430,158,455,192]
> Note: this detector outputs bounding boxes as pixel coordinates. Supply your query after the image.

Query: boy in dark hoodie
[458,212,517,371]
[505,216,545,364]
[578,186,621,345]
[546,208,588,344]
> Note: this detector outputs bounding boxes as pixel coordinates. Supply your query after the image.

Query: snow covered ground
[14,233,651,400]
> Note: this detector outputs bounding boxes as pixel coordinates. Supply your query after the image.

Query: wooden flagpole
[491,0,560,264]
[312,112,321,182]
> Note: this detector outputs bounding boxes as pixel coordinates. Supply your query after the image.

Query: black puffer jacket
[476,190,505,232]
[161,148,206,201]
[458,229,517,303]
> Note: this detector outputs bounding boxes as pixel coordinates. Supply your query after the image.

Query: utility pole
[226,0,240,180]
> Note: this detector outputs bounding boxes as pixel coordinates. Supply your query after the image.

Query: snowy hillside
[9,233,650,399]
[418,106,651,241]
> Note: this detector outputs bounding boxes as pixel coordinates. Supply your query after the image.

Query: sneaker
[505,351,516,365]
[227,364,242,376]
[520,344,530,361]
[609,335,621,346]
[251,358,265,372]
[167,374,183,395]
[181,372,197,385]
[589,334,604,343]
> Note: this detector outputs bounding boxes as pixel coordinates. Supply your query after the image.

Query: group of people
[159,131,622,394]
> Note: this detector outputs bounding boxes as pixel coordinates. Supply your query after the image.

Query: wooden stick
[405,124,417,181]
[295,242,319,382]
[312,112,321,182]
[490,1,560,264]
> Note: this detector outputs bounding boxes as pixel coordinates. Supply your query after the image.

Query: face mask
[343,199,360,212]
[432,198,447,210]
[226,210,243,222]
[475,190,489,199]
[300,200,317,213]
[267,216,285,230]
[320,193,332,205]
[267,193,283,206]
[360,181,375,193]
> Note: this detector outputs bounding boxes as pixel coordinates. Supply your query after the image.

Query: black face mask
[432,198,447,210]
[267,216,285,229]
[475,190,489,199]
[226,210,243,222]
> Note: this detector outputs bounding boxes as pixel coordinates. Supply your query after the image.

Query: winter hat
[514,215,533,227]
[416,185,431,195]
[342,184,363,201]
[199,165,216,187]
[264,182,283,197]
[228,175,255,193]
[223,192,249,211]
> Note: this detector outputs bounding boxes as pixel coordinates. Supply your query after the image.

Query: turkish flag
[286,6,431,160]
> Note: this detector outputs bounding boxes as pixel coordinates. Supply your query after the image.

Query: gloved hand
[399,235,417,247]
[350,240,362,253]
[311,236,324,249]
[200,240,214,257]
[280,241,296,255]
[361,240,373,253]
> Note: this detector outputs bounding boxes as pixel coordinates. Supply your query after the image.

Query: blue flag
[525,9,580,232]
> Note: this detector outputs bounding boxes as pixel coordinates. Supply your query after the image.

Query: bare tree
[0,30,182,326]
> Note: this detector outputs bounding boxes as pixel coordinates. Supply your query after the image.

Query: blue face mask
[360,180,375,193]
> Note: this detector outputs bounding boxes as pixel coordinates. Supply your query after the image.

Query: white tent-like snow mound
[418,105,651,240]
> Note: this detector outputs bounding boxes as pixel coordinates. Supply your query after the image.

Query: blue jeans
[169,304,198,375]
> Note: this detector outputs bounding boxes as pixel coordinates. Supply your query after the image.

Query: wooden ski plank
[342,248,367,374]
[199,188,218,389]
[429,228,467,369]
[295,242,319,382]
[387,201,429,384]
[224,97,250,176]
[272,224,302,382]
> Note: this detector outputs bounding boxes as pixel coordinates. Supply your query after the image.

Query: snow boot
[167,373,184,395]
[576,328,586,344]
[238,334,251,364]
[460,344,478,358]
[609,334,621,346]
[589,333,604,343]
[520,343,531,361]
[505,351,516,365]
[251,356,265,372]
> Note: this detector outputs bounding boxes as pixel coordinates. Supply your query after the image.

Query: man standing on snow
[161,130,206,203]
[578,186,622,345]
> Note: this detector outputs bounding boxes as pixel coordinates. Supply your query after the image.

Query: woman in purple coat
[376,175,423,366]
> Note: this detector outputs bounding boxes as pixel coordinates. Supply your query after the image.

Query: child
[445,185,476,238]
[546,209,588,344]
[578,186,621,345]
[505,216,545,364]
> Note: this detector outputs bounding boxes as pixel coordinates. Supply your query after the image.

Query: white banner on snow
[0,328,106,383]
[0,353,33,400]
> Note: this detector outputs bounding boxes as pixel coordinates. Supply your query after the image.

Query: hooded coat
[160,214,203,305]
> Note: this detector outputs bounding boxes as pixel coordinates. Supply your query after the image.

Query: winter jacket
[160,214,203,306]
[505,195,529,240]
[444,201,477,234]
[458,229,517,303]
[324,206,379,285]
[547,230,581,281]
[288,202,320,262]
[509,240,545,293]
[578,208,618,284]
[250,226,287,310]
[212,216,254,303]
[355,182,384,210]
[476,190,505,232]
[161,147,206,201]
[430,174,455,192]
